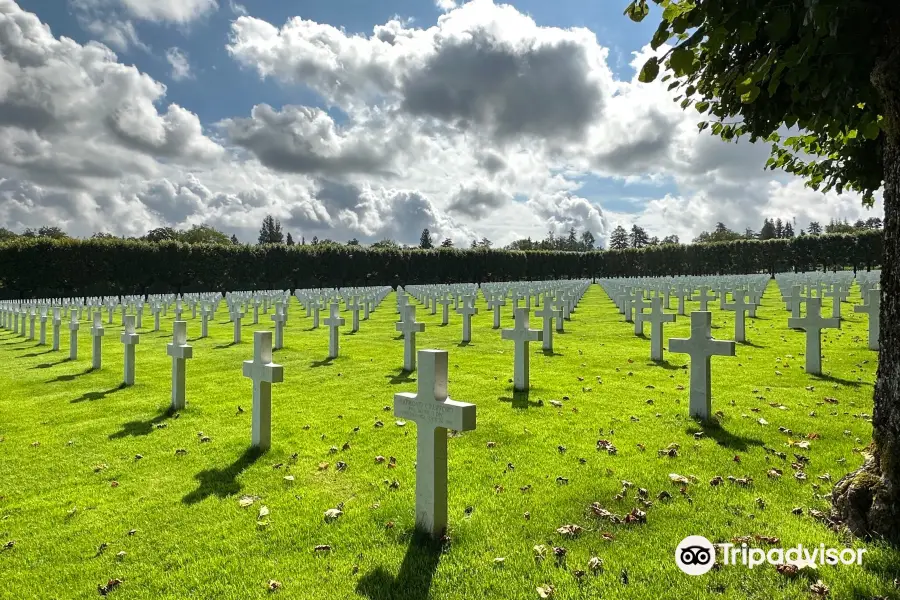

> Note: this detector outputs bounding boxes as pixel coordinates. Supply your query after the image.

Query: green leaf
[650,21,671,49]
[740,85,761,103]
[624,0,649,22]
[695,100,709,113]
[669,47,696,76]
[766,10,791,41]
[638,56,660,83]
[862,121,880,140]
[738,21,757,43]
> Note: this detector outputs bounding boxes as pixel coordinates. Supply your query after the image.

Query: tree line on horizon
[0,214,884,253]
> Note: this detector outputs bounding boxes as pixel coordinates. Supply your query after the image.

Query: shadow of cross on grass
[685,419,765,453]
[182,447,264,505]
[385,369,416,385]
[70,382,127,404]
[499,389,542,410]
[356,528,443,600]
[109,407,178,439]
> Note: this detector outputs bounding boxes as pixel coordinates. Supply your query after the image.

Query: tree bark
[831,15,900,543]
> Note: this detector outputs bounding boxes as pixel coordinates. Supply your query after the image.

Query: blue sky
[0,0,880,245]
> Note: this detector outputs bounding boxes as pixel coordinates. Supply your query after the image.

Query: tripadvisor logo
[675,536,866,575]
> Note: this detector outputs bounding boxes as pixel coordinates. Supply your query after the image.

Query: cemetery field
[1,282,899,600]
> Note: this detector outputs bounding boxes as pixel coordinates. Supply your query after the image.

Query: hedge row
[0,230,882,299]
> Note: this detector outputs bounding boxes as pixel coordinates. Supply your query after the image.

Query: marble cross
[668,311,735,420]
[90,312,105,370]
[393,349,476,538]
[51,307,61,351]
[534,300,557,352]
[324,302,345,359]
[438,296,453,326]
[675,287,693,316]
[230,307,244,344]
[200,306,210,338]
[723,289,755,343]
[271,302,286,350]
[552,295,566,332]
[784,284,804,323]
[68,310,79,360]
[38,310,47,346]
[120,315,140,386]
[397,305,425,372]
[644,297,676,361]
[242,331,284,450]
[823,284,843,320]
[633,294,651,336]
[348,297,362,333]
[787,296,839,375]
[854,288,880,351]
[167,321,193,411]
[697,285,716,311]
[456,295,478,343]
[486,295,506,329]
[501,308,542,392]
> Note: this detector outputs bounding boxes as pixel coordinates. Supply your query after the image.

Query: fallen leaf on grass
[97,579,122,596]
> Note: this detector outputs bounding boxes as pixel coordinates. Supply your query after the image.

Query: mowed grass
[0,281,898,600]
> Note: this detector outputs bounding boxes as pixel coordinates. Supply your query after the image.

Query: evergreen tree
[609,226,630,250]
[774,218,784,238]
[286,232,294,246]
[759,219,777,239]
[783,222,795,238]
[628,224,650,248]
[807,221,823,235]
[566,227,578,250]
[230,234,239,244]
[419,228,434,249]
[258,215,284,244]
[579,230,596,250]
[661,234,680,245]
[440,238,454,248]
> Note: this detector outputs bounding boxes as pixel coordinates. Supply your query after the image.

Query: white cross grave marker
[668,312,735,420]
[501,308,542,392]
[456,295,478,343]
[644,297,676,361]
[788,296,840,375]
[51,308,61,351]
[723,290,755,343]
[534,300,557,352]
[242,331,284,450]
[90,312,105,370]
[394,349,476,538]
[167,321,193,411]
[231,307,244,344]
[68,310,79,360]
[324,302,345,359]
[120,315,140,386]
[854,288,880,350]
[271,302,286,350]
[397,305,425,372]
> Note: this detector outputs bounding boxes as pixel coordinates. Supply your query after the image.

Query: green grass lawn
[0,281,897,599]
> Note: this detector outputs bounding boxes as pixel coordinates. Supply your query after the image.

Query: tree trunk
[831,20,900,543]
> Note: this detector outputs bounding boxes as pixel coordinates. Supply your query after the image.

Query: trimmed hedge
[0,230,882,299]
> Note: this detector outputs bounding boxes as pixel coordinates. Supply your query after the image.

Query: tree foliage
[625,0,895,205]
[258,215,284,245]
[0,231,880,299]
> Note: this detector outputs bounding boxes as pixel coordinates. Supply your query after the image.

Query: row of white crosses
[776,271,881,351]
[600,274,766,361]
[236,320,475,538]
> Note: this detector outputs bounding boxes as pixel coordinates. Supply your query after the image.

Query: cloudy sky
[0,0,885,247]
